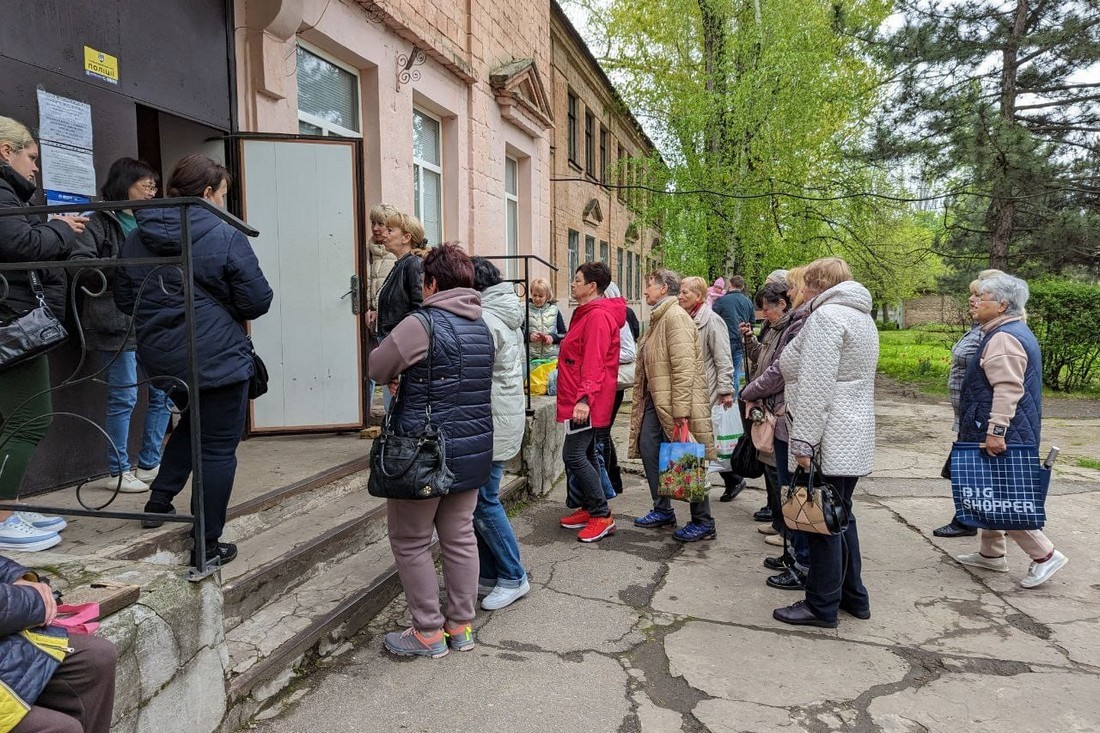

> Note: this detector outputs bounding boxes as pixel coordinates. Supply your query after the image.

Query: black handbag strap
[27,270,47,308]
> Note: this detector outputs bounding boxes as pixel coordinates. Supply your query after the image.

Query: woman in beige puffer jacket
[628,270,717,542]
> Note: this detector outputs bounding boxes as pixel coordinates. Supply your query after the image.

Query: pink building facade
[234,0,553,270]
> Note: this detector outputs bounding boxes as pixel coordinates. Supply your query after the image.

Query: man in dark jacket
[0,555,117,732]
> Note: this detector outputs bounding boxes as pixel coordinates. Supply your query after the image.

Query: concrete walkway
[251,397,1100,733]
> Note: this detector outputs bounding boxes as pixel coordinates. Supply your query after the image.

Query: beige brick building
[549,2,662,318]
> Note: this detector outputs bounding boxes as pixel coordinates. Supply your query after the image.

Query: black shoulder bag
[0,271,69,373]
[367,311,456,500]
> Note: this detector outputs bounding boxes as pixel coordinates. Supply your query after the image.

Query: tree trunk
[988,0,1028,270]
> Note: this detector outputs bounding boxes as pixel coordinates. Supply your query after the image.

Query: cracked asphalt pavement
[250,395,1100,733]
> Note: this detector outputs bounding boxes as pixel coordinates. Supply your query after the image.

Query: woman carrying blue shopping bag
[952,273,1068,589]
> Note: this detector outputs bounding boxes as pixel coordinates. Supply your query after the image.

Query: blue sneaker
[634,509,677,529]
[15,511,67,532]
[0,515,61,552]
[674,522,717,543]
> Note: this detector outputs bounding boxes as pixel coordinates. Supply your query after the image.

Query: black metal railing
[0,197,257,579]
[482,254,558,415]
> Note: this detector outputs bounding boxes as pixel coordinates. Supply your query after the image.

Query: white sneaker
[1020,550,1068,589]
[0,516,62,552]
[15,511,67,532]
[100,472,150,493]
[956,552,1009,573]
[481,579,531,610]
[135,465,160,483]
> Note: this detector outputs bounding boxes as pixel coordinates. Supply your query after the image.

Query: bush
[875,320,900,331]
[1028,280,1100,392]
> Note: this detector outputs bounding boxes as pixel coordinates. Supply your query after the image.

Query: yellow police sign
[83,46,118,85]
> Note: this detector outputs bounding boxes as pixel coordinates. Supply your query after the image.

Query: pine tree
[875,0,1100,273]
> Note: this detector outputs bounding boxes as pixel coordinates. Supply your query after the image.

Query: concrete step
[224,473,529,719]
[221,482,388,630]
[114,457,370,562]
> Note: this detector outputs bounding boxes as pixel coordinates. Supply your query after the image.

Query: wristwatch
[990,425,1007,437]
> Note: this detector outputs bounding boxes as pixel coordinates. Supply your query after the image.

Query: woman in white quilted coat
[773,257,878,629]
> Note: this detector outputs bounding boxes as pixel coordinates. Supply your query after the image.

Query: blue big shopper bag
[950,442,1051,531]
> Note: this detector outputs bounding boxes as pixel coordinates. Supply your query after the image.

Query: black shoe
[141,502,175,529]
[766,567,805,591]
[933,520,977,538]
[718,474,746,502]
[753,506,773,522]
[190,542,238,568]
[840,602,871,620]
[763,555,787,571]
[773,600,837,629]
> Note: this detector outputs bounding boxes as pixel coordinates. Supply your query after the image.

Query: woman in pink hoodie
[556,262,626,543]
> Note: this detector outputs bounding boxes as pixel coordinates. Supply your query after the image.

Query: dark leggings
[562,428,609,517]
[0,355,52,500]
[601,389,627,493]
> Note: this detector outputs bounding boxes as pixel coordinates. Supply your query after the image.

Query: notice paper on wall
[36,88,97,198]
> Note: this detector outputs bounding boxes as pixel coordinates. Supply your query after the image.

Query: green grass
[878,327,1100,399]
[1075,457,1100,471]
[877,329,957,391]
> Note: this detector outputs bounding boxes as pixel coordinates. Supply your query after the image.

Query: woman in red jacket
[556,262,626,543]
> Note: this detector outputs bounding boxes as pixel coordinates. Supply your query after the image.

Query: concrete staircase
[109,455,526,728]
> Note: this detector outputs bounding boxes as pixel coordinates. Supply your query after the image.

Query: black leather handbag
[368,311,455,500]
[0,271,69,373]
[245,335,268,399]
[781,463,850,535]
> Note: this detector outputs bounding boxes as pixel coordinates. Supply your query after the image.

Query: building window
[413,108,443,247]
[296,45,360,137]
[599,127,608,185]
[634,251,642,300]
[617,246,624,288]
[627,251,636,299]
[568,230,579,281]
[505,156,519,280]
[600,240,609,264]
[617,144,626,202]
[585,234,595,263]
[584,112,595,177]
[567,92,578,165]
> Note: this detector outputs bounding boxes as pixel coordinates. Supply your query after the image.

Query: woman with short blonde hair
[527,277,566,361]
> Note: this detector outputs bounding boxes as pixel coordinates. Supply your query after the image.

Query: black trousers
[562,428,609,517]
[601,389,627,493]
[803,476,868,621]
[150,380,249,547]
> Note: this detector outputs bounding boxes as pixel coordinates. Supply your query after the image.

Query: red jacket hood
[573,295,627,330]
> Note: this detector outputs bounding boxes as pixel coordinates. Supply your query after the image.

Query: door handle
[340,275,362,315]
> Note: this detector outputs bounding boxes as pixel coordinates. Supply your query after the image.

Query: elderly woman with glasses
[953,273,1068,589]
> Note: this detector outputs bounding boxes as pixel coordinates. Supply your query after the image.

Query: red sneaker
[560,508,591,529]
[577,516,616,543]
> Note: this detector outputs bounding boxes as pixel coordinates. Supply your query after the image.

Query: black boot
[718,472,746,502]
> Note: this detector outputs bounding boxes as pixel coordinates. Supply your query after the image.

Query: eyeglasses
[976,296,1001,303]
[136,181,158,193]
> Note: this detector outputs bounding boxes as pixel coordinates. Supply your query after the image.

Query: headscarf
[707,277,726,306]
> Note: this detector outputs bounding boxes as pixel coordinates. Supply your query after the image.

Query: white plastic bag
[712,404,742,460]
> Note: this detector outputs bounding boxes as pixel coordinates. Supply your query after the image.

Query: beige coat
[692,303,733,404]
[368,241,396,310]
[628,297,716,460]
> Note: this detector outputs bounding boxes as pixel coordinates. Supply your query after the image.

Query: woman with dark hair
[0,116,87,552]
[556,262,625,543]
[71,158,171,494]
[369,243,494,657]
[740,281,809,590]
[114,154,273,567]
[470,257,529,610]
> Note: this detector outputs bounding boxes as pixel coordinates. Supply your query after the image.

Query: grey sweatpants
[387,490,479,631]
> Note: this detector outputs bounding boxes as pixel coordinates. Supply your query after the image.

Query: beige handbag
[781,465,850,535]
[750,409,777,454]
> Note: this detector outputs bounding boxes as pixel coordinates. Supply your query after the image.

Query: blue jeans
[474,462,527,587]
[773,437,810,568]
[567,428,615,503]
[730,344,744,396]
[101,351,172,474]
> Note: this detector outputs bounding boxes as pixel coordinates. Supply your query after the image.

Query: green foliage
[1027,280,1100,392]
[877,330,952,388]
[1076,457,1100,471]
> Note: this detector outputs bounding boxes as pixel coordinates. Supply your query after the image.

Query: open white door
[239,137,364,432]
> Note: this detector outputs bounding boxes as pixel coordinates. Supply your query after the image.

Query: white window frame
[295,42,362,138]
[413,107,444,246]
[505,156,520,280]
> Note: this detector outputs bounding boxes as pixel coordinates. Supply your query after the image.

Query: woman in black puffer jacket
[0,116,86,551]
